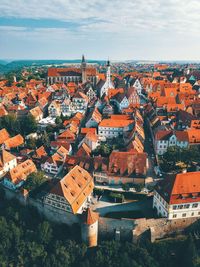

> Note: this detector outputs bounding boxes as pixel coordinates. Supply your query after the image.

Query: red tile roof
[4,134,24,149]
[99,119,134,128]
[82,208,99,225]
[81,128,97,135]
[109,151,147,176]
[0,150,16,169]
[0,128,10,145]
[156,172,200,205]
[7,159,37,185]
[50,165,94,214]
[187,129,200,144]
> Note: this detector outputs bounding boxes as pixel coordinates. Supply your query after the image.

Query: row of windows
[159,145,167,149]
[155,192,168,208]
[173,211,200,218]
[173,203,198,210]
[99,127,122,131]
[99,131,119,135]
[46,199,70,211]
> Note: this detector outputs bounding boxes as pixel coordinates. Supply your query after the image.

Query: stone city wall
[3,188,200,243]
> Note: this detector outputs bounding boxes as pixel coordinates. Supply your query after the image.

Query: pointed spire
[107,58,110,67]
[82,54,86,63]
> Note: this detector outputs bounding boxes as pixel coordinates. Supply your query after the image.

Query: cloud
[0,0,200,60]
[0,25,27,31]
[0,0,199,35]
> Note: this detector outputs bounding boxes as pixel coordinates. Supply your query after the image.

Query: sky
[0,0,200,61]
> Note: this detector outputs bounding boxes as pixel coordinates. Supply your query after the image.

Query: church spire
[81,54,87,84]
[100,58,114,98]
[82,54,86,64]
[106,58,111,87]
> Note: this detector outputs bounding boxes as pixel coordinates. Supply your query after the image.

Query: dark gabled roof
[193,85,200,91]
[176,110,197,123]
[111,92,126,103]
[96,79,105,91]
[155,175,176,203]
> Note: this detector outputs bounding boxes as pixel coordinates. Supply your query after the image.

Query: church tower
[81,54,87,84]
[100,59,114,98]
[106,59,112,88]
[81,208,99,247]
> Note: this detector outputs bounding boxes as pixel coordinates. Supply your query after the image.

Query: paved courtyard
[91,195,153,218]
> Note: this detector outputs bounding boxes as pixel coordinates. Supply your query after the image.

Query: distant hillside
[0,59,106,74]
[0,60,9,65]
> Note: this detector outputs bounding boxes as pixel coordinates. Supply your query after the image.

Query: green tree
[55,116,62,125]
[26,137,37,149]
[5,72,15,86]
[36,221,52,245]
[24,171,47,191]
[0,186,5,201]
[122,183,130,191]
[183,234,198,267]
[159,146,200,173]
[135,183,144,192]
[20,114,37,136]
[0,113,21,136]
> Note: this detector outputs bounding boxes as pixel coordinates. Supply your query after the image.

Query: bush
[134,184,144,192]
[24,171,47,192]
[122,183,130,191]
[109,192,124,203]
[93,188,104,197]
[0,186,5,201]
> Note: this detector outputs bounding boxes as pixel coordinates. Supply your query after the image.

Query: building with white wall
[99,60,114,97]
[43,165,94,214]
[153,171,200,220]
[154,130,189,155]
[133,78,143,95]
[98,117,134,140]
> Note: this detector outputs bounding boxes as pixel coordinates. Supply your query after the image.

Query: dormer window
[71,191,75,197]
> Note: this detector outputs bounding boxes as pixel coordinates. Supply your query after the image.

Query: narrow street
[144,118,157,182]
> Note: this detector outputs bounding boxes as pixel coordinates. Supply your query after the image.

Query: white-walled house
[48,100,61,117]
[85,85,96,101]
[79,132,100,151]
[133,78,143,95]
[154,130,189,155]
[153,171,200,220]
[72,91,88,113]
[98,118,134,140]
[41,146,68,175]
[110,93,129,111]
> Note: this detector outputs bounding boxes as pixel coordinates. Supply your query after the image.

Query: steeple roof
[82,54,86,63]
[82,208,99,225]
[107,59,110,67]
